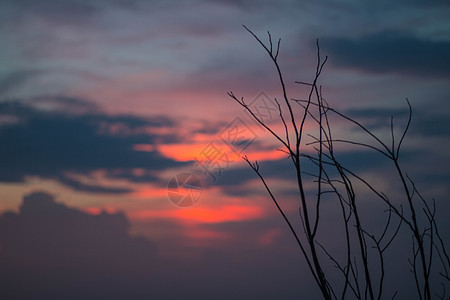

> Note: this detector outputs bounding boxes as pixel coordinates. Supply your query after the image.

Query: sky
[0,0,449,299]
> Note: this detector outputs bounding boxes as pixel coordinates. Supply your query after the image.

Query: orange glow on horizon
[158,143,286,163]
[158,143,213,162]
[129,205,264,224]
[84,206,118,215]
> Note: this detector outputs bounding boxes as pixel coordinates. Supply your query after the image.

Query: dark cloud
[322,31,450,78]
[2,0,187,24]
[392,0,450,8]
[1,191,447,299]
[190,119,230,135]
[28,95,101,114]
[220,147,393,185]
[205,0,261,10]
[217,150,392,199]
[346,107,409,119]
[346,105,450,137]
[0,191,159,299]
[0,191,312,299]
[4,0,99,22]
[345,106,410,132]
[57,175,133,194]
[217,158,294,187]
[410,112,450,137]
[0,99,185,193]
[0,70,41,96]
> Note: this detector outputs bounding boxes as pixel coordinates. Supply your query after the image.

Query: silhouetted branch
[228,26,448,300]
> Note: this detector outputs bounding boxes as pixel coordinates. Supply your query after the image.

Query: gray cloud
[0,191,313,299]
[0,191,159,299]
[322,31,450,78]
[0,70,41,96]
[346,105,450,137]
[0,98,185,193]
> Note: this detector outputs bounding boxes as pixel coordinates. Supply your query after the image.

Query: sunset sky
[1,0,449,298]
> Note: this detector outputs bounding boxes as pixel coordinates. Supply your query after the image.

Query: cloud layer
[0,191,311,299]
[0,99,185,193]
[323,31,450,77]
[0,191,159,299]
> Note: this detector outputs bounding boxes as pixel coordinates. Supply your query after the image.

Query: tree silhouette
[228,26,449,300]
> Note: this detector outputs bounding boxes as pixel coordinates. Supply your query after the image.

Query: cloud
[2,0,100,23]
[26,95,100,114]
[0,98,186,193]
[0,191,159,299]
[0,70,41,96]
[0,191,314,299]
[346,105,450,137]
[56,175,133,194]
[322,31,450,78]
[204,0,261,10]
